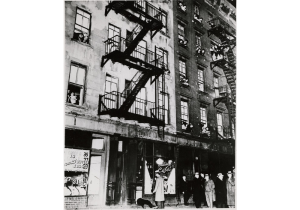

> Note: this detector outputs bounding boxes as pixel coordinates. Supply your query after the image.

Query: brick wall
[65,196,87,210]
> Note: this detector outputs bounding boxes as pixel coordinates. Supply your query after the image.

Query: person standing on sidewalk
[200,173,207,207]
[215,173,227,208]
[192,172,203,208]
[179,175,191,206]
[204,174,215,209]
[226,171,235,208]
[153,172,165,209]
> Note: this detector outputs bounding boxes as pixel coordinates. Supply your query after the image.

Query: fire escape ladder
[124,21,153,56]
[119,72,152,112]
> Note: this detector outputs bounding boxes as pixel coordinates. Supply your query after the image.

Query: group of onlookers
[179,169,235,208]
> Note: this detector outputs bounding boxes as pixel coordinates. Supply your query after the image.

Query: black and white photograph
[64,0,236,209]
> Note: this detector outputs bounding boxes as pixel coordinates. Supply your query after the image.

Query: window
[181,100,189,130]
[156,47,168,70]
[160,11,168,34]
[67,63,86,106]
[200,107,207,130]
[214,76,219,97]
[144,142,176,195]
[108,24,121,52]
[196,34,202,48]
[178,24,185,40]
[64,148,90,196]
[159,92,169,124]
[198,69,204,91]
[73,8,91,44]
[232,122,235,139]
[217,113,223,136]
[179,60,187,80]
[104,74,118,109]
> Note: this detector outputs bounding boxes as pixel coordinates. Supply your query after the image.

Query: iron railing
[207,17,236,35]
[103,35,168,69]
[99,91,168,121]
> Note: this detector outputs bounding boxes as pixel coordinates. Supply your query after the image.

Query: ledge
[65,103,88,110]
[71,38,93,49]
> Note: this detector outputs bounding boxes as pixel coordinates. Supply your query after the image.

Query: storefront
[64,129,109,209]
[106,139,177,206]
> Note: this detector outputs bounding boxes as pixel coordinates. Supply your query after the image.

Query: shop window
[181,100,189,130]
[64,148,90,196]
[73,8,91,44]
[66,63,86,106]
[144,142,175,195]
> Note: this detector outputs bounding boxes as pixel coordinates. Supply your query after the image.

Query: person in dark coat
[179,175,191,206]
[192,172,203,208]
[200,173,207,207]
[215,173,227,208]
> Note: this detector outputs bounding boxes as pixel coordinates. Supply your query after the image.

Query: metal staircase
[99,1,167,128]
[208,17,236,138]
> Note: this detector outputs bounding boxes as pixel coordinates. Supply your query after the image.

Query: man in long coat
[153,172,165,209]
[192,172,203,208]
[226,171,235,208]
[215,173,227,208]
[179,175,191,205]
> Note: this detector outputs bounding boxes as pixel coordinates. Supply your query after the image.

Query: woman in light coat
[204,174,215,208]
[153,172,165,209]
[226,171,235,208]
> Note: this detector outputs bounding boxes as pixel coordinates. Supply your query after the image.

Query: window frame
[200,106,208,129]
[194,4,200,17]
[73,7,91,44]
[66,62,87,106]
[178,23,185,40]
[160,10,168,35]
[217,112,223,136]
[179,59,187,79]
[180,99,189,130]
[197,69,205,92]
[214,76,219,98]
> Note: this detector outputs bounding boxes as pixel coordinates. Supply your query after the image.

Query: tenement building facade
[64,0,236,209]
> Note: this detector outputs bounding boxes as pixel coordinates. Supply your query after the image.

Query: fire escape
[99,1,168,130]
[207,17,236,140]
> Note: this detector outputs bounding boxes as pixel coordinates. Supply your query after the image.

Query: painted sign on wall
[65,148,90,172]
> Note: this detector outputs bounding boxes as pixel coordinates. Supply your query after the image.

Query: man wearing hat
[226,171,235,208]
[192,172,204,208]
[215,173,227,208]
[153,171,165,209]
[179,175,191,206]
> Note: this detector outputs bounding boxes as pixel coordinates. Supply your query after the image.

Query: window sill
[71,39,93,49]
[65,103,87,110]
[159,31,170,38]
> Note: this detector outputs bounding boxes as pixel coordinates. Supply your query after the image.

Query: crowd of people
[179,169,235,208]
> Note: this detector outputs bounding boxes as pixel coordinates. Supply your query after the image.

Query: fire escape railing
[103,35,167,71]
[98,91,167,122]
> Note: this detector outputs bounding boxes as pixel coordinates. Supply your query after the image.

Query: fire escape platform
[99,109,165,127]
[106,1,163,31]
[101,51,165,76]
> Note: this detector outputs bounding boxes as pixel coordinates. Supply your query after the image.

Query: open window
[66,63,86,106]
[73,8,91,44]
